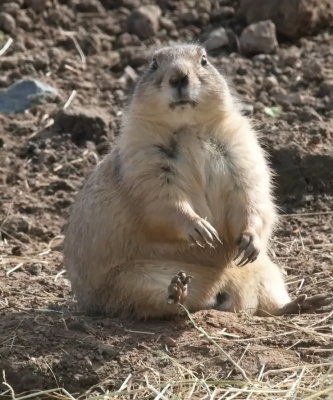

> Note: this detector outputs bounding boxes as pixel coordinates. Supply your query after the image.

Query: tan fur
[64,44,293,319]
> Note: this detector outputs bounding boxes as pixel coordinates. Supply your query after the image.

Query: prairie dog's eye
[201,55,208,66]
[150,58,158,71]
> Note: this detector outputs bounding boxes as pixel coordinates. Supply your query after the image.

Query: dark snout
[167,65,197,109]
[169,68,189,97]
[169,70,188,88]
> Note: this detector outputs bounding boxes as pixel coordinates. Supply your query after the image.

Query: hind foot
[167,271,192,304]
[277,293,333,315]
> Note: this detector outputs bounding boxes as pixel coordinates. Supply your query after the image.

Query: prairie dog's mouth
[169,100,198,110]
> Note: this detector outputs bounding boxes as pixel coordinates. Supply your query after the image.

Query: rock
[240,20,278,55]
[160,17,175,32]
[116,32,133,47]
[204,28,229,52]
[120,0,140,9]
[298,106,323,122]
[302,60,323,81]
[128,5,161,39]
[213,6,235,19]
[74,0,105,13]
[27,263,43,275]
[124,65,138,83]
[92,52,120,68]
[6,0,24,5]
[278,47,301,67]
[263,75,279,90]
[24,0,48,12]
[46,179,76,194]
[182,10,199,24]
[0,79,59,114]
[16,11,32,30]
[0,3,21,16]
[2,216,30,235]
[318,80,333,97]
[0,12,16,34]
[119,46,147,68]
[275,92,304,107]
[52,107,111,146]
[239,0,333,39]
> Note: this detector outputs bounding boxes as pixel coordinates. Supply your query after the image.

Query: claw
[234,232,260,266]
[189,235,205,248]
[194,227,210,246]
[248,252,259,263]
[237,252,248,266]
[234,247,243,261]
[212,230,223,245]
[238,256,250,267]
[201,219,223,245]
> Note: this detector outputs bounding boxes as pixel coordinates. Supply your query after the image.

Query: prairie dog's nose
[169,69,189,89]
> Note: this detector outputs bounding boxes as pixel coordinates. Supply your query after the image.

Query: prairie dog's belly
[156,132,234,241]
[186,135,234,232]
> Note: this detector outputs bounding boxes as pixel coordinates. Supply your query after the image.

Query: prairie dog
[64,44,331,319]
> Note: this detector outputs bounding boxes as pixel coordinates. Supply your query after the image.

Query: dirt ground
[0,0,332,399]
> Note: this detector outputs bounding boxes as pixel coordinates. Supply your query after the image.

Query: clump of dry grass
[2,352,332,399]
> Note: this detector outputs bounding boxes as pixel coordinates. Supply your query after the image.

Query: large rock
[128,5,161,39]
[0,79,59,114]
[24,0,49,12]
[240,20,278,55]
[239,0,333,39]
[0,12,16,34]
[204,28,230,52]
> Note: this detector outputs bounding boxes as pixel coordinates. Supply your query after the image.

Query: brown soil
[0,0,332,398]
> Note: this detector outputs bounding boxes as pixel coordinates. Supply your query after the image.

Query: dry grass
[1,334,332,400]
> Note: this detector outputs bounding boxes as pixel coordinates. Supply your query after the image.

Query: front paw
[234,232,260,266]
[184,217,222,248]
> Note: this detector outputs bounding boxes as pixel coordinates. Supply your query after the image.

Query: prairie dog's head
[129,44,232,127]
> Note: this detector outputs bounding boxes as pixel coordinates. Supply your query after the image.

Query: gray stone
[0,3,21,16]
[204,28,229,52]
[264,76,279,90]
[0,79,59,114]
[239,0,333,39]
[240,20,278,55]
[319,80,333,97]
[128,5,161,39]
[0,12,16,34]
[124,65,138,82]
[24,0,48,12]
[302,60,323,81]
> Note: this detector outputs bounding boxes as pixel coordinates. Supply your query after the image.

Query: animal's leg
[215,255,290,315]
[275,294,333,315]
[215,255,332,316]
[99,261,223,319]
